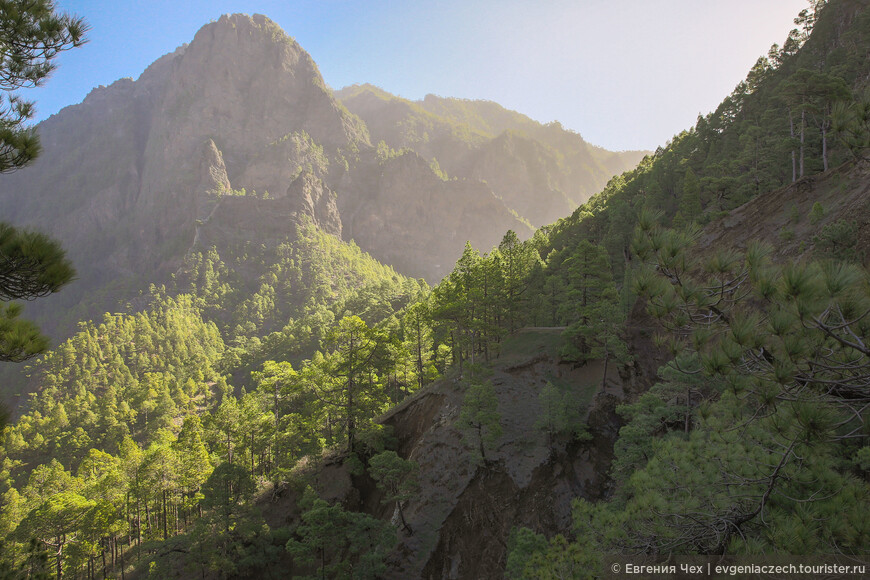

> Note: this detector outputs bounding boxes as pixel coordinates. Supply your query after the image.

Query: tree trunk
[477,424,486,462]
[145,497,151,539]
[273,382,280,464]
[56,535,63,580]
[790,111,797,182]
[799,109,806,178]
[162,489,168,540]
[821,121,828,171]
[685,387,691,434]
[397,501,413,535]
[551,280,557,326]
[135,496,141,559]
[415,319,424,391]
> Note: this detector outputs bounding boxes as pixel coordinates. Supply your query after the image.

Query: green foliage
[428,157,448,180]
[813,219,861,262]
[558,219,870,566]
[456,377,502,463]
[0,538,51,580]
[2,3,868,577]
[0,0,86,424]
[13,491,95,577]
[0,302,47,363]
[0,223,75,303]
[544,0,870,282]
[506,527,599,580]
[560,240,628,374]
[200,462,255,529]
[809,201,825,224]
[0,0,87,172]
[313,315,391,452]
[833,87,870,158]
[505,527,549,579]
[429,232,546,370]
[534,381,585,443]
[368,450,419,533]
[286,490,395,579]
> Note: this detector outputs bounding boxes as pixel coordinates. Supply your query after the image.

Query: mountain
[0,14,368,339]
[336,84,647,227]
[0,13,642,348]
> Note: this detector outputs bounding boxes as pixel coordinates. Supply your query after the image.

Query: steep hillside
[0,14,366,338]
[544,0,870,278]
[247,327,656,579]
[340,150,531,280]
[698,157,870,263]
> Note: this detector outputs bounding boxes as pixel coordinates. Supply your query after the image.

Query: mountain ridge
[336,83,648,227]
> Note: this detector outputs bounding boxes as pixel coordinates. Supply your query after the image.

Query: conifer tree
[498,231,541,332]
[560,240,626,377]
[0,1,86,396]
[14,492,94,580]
[456,377,502,464]
[286,489,395,579]
[368,450,419,535]
[314,315,387,452]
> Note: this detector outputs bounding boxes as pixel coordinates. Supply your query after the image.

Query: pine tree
[456,377,502,464]
[498,231,541,333]
[0,2,86,410]
[560,240,625,378]
[313,316,387,452]
[368,450,419,535]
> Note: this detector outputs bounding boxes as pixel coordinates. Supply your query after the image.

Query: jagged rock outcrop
[195,139,231,199]
[134,13,366,263]
[285,170,342,237]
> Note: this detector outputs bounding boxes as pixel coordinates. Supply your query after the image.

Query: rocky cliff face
[0,15,359,284]
[134,14,366,258]
[252,327,662,578]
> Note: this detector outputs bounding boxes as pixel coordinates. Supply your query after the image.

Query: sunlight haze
[35,0,807,151]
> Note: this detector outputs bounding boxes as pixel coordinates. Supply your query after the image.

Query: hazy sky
[31,0,808,151]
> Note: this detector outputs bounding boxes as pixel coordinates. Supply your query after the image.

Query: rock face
[284,328,645,579]
[0,14,360,277]
[134,14,365,254]
[285,171,342,237]
[341,152,530,280]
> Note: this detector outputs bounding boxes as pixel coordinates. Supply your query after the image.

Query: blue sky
[31,0,808,151]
